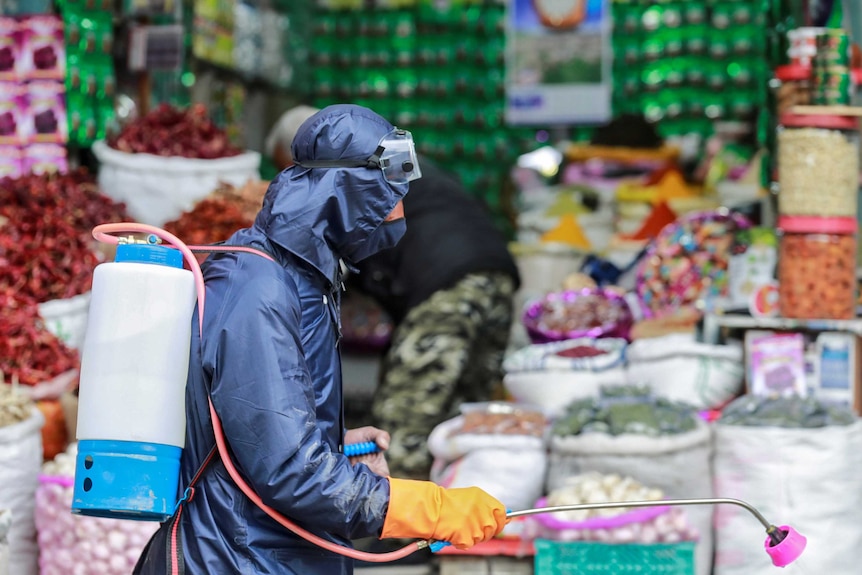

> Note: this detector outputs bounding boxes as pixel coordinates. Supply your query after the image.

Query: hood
[255,104,408,283]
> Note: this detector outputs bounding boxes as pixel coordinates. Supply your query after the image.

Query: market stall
[0,0,861,574]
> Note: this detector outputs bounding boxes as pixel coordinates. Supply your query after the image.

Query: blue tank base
[72,439,183,522]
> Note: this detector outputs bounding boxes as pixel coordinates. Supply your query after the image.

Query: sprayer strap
[188,242,277,262]
[183,444,218,502]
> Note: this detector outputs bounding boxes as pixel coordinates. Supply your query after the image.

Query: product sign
[506,0,612,125]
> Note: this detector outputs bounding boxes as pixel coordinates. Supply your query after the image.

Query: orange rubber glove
[381,478,508,550]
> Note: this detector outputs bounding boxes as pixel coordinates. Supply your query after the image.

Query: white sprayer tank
[73,243,197,521]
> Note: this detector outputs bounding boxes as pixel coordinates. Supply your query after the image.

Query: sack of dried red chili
[0,210,98,304]
[162,197,254,246]
[0,291,80,398]
[0,170,130,244]
[93,105,260,227]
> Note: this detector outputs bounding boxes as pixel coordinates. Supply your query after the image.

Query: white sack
[503,368,628,418]
[0,409,44,575]
[504,339,628,417]
[428,416,546,512]
[0,509,11,575]
[547,419,714,575]
[713,421,862,575]
[92,140,261,227]
[626,334,744,409]
[38,292,91,351]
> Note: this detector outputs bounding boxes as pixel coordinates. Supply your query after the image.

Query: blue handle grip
[344,441,380,457]
[430,541,451,553]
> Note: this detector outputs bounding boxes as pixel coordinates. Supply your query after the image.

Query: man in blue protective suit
[132,104,508,574]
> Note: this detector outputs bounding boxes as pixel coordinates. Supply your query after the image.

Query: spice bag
[0,408,44,575]
[35,475,159,575]
[625,334,744,409]
[713,421,862,575]
[428,414,547,512]
[92,140,261,227]
[547,419,713,575]
[37,292,91,352]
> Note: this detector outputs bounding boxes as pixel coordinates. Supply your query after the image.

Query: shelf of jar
[702,312,862,344]
[790,105,862,117]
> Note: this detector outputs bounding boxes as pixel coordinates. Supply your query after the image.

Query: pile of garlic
[36,443,159,575]
[536,472,698,544]
[547,472,664,522]
[0,384,34,429]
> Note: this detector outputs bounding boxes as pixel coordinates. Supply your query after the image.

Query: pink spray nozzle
[764,525,806,568]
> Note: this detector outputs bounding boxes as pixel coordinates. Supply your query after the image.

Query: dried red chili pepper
[163,197,253,246]
[0,289,79,386]
[107,103,243,159]
[0,206,98,302]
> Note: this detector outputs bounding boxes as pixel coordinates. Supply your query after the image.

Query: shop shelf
[701,312,862,344]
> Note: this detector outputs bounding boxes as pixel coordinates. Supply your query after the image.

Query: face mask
[343,218,406,264]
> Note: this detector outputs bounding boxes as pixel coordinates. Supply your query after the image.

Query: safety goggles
[294,128,422,184]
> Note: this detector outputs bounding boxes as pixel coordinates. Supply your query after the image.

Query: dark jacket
[349,159,520,323]
[134,104,407,575]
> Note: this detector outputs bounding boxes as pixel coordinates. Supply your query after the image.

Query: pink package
[27,80,66,143]
[0,18,20,82]
[0,145,24,179]
[19,15,65,81]
[0,81,27,145]
[24,143,67,175]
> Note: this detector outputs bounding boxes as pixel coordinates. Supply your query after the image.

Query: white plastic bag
[713,421,862,575]
[0,409,44,575]
[428,415,547,512]
[92,140,261,227]
[38,292,91,351]
[0,509,11,575]
[626,334,744,409]
[547,419,714,575]
[503,339,628,417]
[17,369,78,402]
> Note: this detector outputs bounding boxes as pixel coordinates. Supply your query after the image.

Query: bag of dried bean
[547,391,713,575]
[714,398,862,575]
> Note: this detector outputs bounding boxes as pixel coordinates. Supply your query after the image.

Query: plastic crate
[440,556,533,575]
[534,540,696,575]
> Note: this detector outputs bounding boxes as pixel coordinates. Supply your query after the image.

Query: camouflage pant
[371,271,516,480]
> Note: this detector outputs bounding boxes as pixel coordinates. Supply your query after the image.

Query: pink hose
[91,223,423,563]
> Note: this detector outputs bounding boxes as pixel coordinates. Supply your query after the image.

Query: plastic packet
[0,81,26,145]
[27,80,67,143]
[20,15,65,81]
[0,145,24,179]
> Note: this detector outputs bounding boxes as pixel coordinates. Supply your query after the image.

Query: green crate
[534,539,696,575]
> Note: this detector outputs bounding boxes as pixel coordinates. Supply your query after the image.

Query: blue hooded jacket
[134,105,409,575]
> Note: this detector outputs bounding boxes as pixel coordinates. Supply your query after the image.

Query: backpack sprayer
[71,223,807,568]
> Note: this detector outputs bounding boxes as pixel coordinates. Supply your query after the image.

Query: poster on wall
[506,0,612,126]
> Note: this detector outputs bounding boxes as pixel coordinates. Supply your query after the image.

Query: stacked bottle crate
[309,0,537,232]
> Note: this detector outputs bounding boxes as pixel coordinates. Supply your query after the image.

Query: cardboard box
[813,332,862,414]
